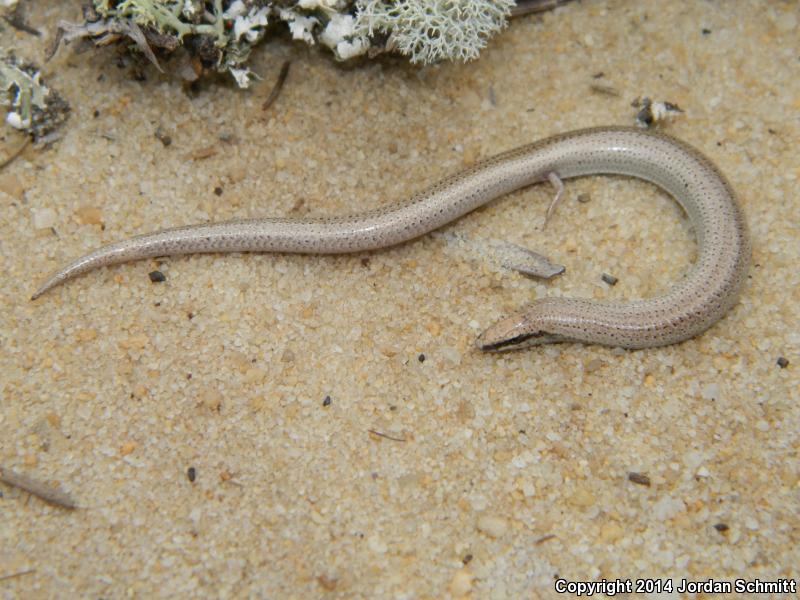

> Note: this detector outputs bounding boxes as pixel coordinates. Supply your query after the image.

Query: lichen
[51,1,515,88]
[354,0,514,64]
[0,52,70,141]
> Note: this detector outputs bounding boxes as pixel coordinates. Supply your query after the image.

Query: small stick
[589,83,621,97]
[262,60,291,112]
[543,171,565,228]
[368,429,406,443]
[0,466,77,510]
[510,0,577,18]
[534,534,556,545]
[0,569,36,582]
[0,138,30,171]
[3,5,41,37]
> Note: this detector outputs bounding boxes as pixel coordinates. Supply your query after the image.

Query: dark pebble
[418,353,426,363]
[462,554,473,565]
[776,357,789,368]
[149,270,166,283]
[187,467,196,482]
[577,193,591,203]
[214,186,223,196]
[701,28,711,35]
[628,472,651,486]
[155,127,172,147]
[714,523,729,532]
[602,273,618,286]
[323,395,332,407]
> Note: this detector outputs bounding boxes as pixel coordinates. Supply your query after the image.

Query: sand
[1,1,797,597]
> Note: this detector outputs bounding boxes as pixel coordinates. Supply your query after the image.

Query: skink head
[476,309,565,352]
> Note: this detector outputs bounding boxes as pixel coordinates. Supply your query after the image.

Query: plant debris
[262,59,291,111]
[0,465,77,509]
[0,52,70,142]
[601,273,618,286]
[633,96,684,128]
[47,1,561,87]
[627,471,651,486]
[3,2,41,36]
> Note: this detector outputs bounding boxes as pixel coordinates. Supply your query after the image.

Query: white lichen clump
[55,1,515,88]
[1,56,49,129]
[355,0,514,64]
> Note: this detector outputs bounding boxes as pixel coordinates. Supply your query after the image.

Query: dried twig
[589,83,620,97]
[0,466,77,509]
[4,5,40,37]
[368,429,406,443]
[510,0,577,18]
[534,533,556,544]
[262,60,291,112]
[0,137,30,171]
[0,569,36,582]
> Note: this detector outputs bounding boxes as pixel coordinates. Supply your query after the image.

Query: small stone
[120,441,137,456]
[714,522,729,532]
[585,358,605,373]
[599,521,624,542]
[569,487,596,507]
[418,353,426,363]
[0,173,25,199]
[75,328,98,342]
[651,495,685,521]
[75,206,103,225]
[317,575,337,591]
[33,207,57,229]
[521,480,536,497]
[155,126,172,146]
[367,534,387,553]
[477,514,508,538]
[148,270,166,283]
[601,273,618,286]
[187,467,196,482]
[577,192,591,203]
[628,472,651,486]
[322,395,332,407]
[119,334,149,350]
[449,569,473,596]
[776,356,789,368]
[243,367,266,384]
[214,186,223,196]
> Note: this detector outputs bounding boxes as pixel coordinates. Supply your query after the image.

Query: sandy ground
[1,1,797,597]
